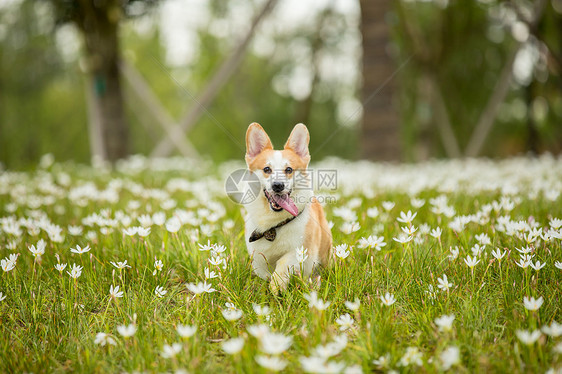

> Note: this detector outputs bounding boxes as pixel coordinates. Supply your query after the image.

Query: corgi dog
[244,122,332,293]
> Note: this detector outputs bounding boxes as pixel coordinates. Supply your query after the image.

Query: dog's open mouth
[264,190,299,216]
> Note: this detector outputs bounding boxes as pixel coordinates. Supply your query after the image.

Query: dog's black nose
[272,181,284,193]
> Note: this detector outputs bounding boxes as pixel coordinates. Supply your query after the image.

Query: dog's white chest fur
[244,201,313,280]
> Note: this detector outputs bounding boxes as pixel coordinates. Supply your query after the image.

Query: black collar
[249,207,305,242]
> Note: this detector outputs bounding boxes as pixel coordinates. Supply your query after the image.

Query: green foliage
[395,0,562,159]
[0,158,561,372]
[0,0,561,168]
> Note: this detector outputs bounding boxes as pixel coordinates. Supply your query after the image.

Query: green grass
[0,156,561,373]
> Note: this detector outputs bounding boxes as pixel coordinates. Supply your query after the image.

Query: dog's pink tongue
[272,194,299,216]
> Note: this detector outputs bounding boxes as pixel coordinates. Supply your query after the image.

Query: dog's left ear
[284,123,310,164]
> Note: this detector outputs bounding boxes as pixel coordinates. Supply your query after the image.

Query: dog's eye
[263,166,272,174]
[285,167,293,174]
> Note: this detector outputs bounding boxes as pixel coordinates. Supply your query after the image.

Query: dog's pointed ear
[284,123,310,162]
[246,123,273,161]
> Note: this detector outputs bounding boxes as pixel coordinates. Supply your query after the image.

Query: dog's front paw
[269,275,287,295]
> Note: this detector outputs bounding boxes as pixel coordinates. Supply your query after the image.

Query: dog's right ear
[245,123,273,162]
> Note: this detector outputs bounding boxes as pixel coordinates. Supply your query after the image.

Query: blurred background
[0,0,561,169]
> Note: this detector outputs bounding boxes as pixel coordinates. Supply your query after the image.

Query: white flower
[161,343,182,358]
[253,304,271,316]
[425,284,437,300]
[440,346,460,370]
[152,212,166,226]
[397,210,417,224]
[550,218,562,230]
[464,255,480,268]
[247,324,270,339]
[523,296,543,311]
[523,232,538,244]
[259,332,292,355]
[255,355,287,372]
[109,285,123,299]
[401,225,418,236]
[471,244,485,256]
[340,221,360,234]
[0,292,6,302]
[437,274,453,292]
[304,291,331,311]
[155,286,167,298]
[123,227,138,236]
[449,246,460,260]
[295,246,308,263]
[491,248,507,260]
[333,207,357,222]
[516,329,541,345]
[204,267,218,279]
[153,259,163,275]
[542,321,562,337]
[515,258,531,269]
[211,244,227,257]
[313,335,348,359]
[344,298,361,311]
[94,332,116,346]
[165,217,182,233]
[176,324,197,338]
[222,337,244,354]
[70,244,91,254]
[198,240,214,251]
[28,239,46,257]
[68,225,83,236]
[399,347,423,367]
[382,201,395,211]
[137,214,153,227]
[110,260,131,269]
[66,263,83,279]
[335,313,354,331]
[186,281,216,294]
[372,354,391,368]
[137,227,151,237]
[344,364,362,374]
[435,314,455,332]
[300,356,345,373]
[516,246,533,254]
[334,244,351,259]
[54,263,67,273]
[419,223,431,235]
[411,198,425,208]
[393,234,413,244]
[357,235,386,250]
[366,207,380,218]
[117,324,137,338]
[209,256,225,267]
[475,233,491,246]
[555,261,562,270]
[223,219,235,230]
[529,260,546,271]
[222,308,243,321]
[430,227,442,239]
[380,292,396,306]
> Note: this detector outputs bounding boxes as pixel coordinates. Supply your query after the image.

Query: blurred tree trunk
[359,0,401,161]
[525,82,539,155]
[75,0,128,162]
